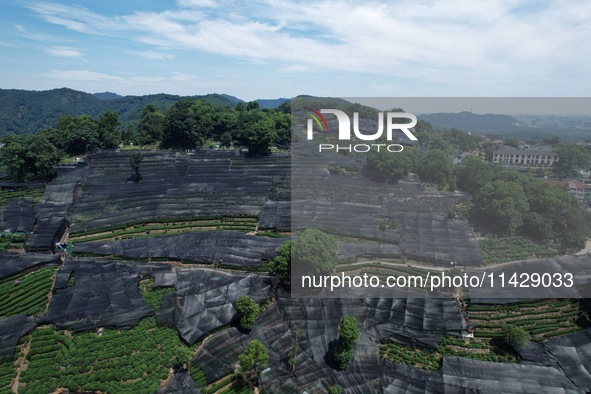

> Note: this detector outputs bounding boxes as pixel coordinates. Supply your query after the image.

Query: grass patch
[120,144,158,151]
[381,337,517,368]
[437,336,516,362]
[255,231,289,238]
[467,299,590,340]
[0,188,44,206]
[0,232,27,251]
[380,341,441,371]
[479,236,558,265]
[328,165,357,176]
[139,277,175,311]
[69,215,259,243]
[205,373,253,394]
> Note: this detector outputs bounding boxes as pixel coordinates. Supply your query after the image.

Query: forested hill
[0,88,248,136]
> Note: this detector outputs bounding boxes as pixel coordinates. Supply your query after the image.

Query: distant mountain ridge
[418,111,591,142]
[0,88,289,135]
[5,89,588,141]
[418,111,525,133]
[93,92,124,100]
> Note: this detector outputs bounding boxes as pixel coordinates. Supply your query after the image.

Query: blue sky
[1,0,590,101]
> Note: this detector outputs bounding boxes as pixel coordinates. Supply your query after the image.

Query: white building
[492,145,558,168]
[568,180,591,207]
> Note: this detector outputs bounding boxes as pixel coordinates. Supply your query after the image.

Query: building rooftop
[493,145,556,156]
[568,180,591,190]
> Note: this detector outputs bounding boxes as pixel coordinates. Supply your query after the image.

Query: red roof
[569,180,591,190]
[546,179,568,188]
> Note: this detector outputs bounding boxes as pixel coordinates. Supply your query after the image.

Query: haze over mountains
[418,111,591,141]
[1,88,590,142]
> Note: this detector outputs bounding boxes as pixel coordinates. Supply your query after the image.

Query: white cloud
[176,0,219,8]
[136,50,175,60]
[368,83,400,93]
[170,72,195,81]
[27,2,122,35]
[46,46,82,58]
[26,0,591,95]
[279,65,309,72]
[43,69,124,82]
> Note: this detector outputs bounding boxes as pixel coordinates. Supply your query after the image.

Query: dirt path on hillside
[12,336,32,393]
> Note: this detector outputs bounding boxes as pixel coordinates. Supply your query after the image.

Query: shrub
[502,324,530,348]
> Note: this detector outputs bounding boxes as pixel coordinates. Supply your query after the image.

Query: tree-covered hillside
[0,88,240,136]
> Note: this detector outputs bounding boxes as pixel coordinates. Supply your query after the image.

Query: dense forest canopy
[0,88,288,136]
[0,98,291,182]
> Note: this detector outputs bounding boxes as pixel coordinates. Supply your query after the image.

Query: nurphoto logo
[305,107,418,153]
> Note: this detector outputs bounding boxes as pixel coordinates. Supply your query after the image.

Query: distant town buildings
[492,145,559,168]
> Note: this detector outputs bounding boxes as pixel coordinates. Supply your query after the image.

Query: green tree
[121,122,135,145]
[504,137,520,148]
[238,111,277,156]
[543,136,561,147]
[211,108,238,141]
[271,241,291,283]
[412,119,433,140]
[333,315,359,370]
[416,149,453,188]
[0,134,61,182]
[553,144,591,179]
[502,324,530,348]
[246,101,259,111]
[330,384,343,394]
[482,142,496,161]
[333,345,354,371]
[235,295,260,330]
[454,155,495,194]
[292,229,338,275]
[97,110,121,149]
[161,99,214,149]
[471,180,530,235]
[520,211,552,243]
[552,206,591,252]
[136,104,165,146]
[60,114,99,155]
[272,111,291,148]
[366,147,417,183]
[219,131,233,148]
[338,315,359,348]
[423,134,454,155]
[39,127,68,153]
[277,100,291,114]
[238,340,268,389]
[129,151,144,181]
[518,175,590,250]
[447,128,479,152]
